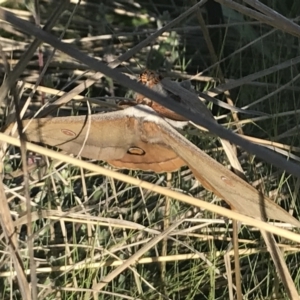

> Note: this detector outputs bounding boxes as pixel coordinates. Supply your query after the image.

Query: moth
[4,69,299,226]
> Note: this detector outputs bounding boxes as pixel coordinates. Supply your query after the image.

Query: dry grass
[0,0,300,299]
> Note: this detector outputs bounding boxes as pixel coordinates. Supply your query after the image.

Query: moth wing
[17,113,134,161]
[148,120,300,226]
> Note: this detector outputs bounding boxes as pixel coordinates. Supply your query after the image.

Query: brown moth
[5,105,300,227]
